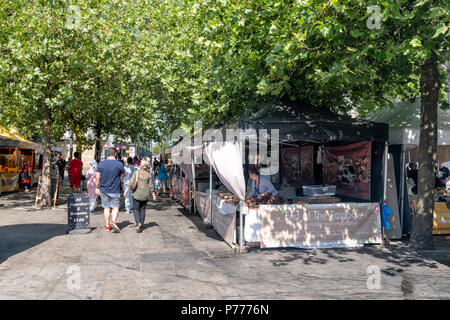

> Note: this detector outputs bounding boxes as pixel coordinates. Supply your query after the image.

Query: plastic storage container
[302,185,336,197]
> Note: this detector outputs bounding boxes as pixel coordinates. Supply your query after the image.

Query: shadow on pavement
[0,223,66,264]
[175,208,224,242]
[141,222,160,231]
[263,236,450,272]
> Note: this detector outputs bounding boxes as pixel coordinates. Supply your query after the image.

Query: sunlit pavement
[0,181,449,300]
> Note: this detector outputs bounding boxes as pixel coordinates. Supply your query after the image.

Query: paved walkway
[0,181,449,300]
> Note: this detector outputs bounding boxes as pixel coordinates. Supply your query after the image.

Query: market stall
[366,98,450,235]
[231,100,388,249]
[0,126,43,195]
[173,99,389,250]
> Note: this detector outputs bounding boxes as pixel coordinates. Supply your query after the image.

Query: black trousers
[133,198,148,225]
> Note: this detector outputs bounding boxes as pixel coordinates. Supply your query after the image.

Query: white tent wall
[367,99,450,146]
[366,98,450,236]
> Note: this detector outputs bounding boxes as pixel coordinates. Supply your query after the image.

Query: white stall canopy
[366,99,450,146]
[205,141,246,201]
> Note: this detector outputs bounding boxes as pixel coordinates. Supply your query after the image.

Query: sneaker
[110,221,121,233]
[104,226,111,232]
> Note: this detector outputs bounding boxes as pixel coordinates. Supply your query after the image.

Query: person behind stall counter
[407,162,418,194]
[436,163,450,188]
[246,165,278,199]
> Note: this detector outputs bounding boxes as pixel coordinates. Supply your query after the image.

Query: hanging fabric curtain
[179,163,193,183]
[205,141,246,201]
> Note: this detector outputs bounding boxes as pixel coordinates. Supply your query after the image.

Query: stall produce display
[245,193,288,209]
[295,196,341,204]
[217,192,240,205]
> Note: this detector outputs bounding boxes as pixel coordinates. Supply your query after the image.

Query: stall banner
[433,202,450,235]
[259,203,382,249]
[195,191,213,223]
[323,141,372,200]
[212,201,235,248]
[181,177,191,210]
[242,205,262,242]
[170,175,176,198]
[281,146,301,187]
[173,175,182,201]
[301,146,315,185]
[0,173,19,192]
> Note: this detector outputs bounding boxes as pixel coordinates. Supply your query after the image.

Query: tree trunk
[74,123,83,155]
[40,102,52,208]
[409,52,440,250]
[94,122,103,162]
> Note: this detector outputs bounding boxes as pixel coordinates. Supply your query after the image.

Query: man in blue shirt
[96,148,125,232]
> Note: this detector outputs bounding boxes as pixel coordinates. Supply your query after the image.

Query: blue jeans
[124,189,133,212]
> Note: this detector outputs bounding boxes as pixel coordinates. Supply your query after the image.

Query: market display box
[302,185,336,197]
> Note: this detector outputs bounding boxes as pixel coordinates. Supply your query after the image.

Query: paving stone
[0,186,449,300]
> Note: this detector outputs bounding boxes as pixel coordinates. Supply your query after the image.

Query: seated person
[435,163,450,188]
[407,162,418,194]
[246,165,278,198]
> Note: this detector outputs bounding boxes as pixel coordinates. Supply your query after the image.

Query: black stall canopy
[221,99,388,143]
[214,99,389,203]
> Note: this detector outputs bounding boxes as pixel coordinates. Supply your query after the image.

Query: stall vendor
[247,165,278,198]
[436,163,450,188]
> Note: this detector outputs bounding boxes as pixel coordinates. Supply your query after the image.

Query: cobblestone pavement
[0,182,449,300]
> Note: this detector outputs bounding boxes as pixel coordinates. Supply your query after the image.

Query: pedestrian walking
[86,159,99,213]
[67,152,83,193]
[19,160,31,192]
[95,148,125,233]
[123,157,137,214]
[157,161,169,194]
[123,159,157,233]
[56,155,66,182]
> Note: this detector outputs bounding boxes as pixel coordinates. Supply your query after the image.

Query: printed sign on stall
[323,141,372,200]
[301,145,315,185]
[259,202,382,249]
[281,146,301,187]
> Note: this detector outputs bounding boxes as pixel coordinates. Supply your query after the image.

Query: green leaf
[428,7,446,19]
[432,25,448,39]
[410,36,422,47]
[350,30,364,38]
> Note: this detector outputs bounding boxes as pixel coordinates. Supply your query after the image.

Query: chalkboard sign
[67,193,91,234]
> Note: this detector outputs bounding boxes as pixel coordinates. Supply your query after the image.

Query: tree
[148,0,448,248]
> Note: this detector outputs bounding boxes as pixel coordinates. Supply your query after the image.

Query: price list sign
[67,193,91,234]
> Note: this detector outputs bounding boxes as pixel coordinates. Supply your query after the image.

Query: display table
[195,191,237,248]
[0,172,20,193]
[433,201,450,235]
[242,202,382,249]
[410,195,450,235]
[195,191,213,223]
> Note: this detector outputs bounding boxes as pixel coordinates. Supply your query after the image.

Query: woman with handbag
[123,159,157,233]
